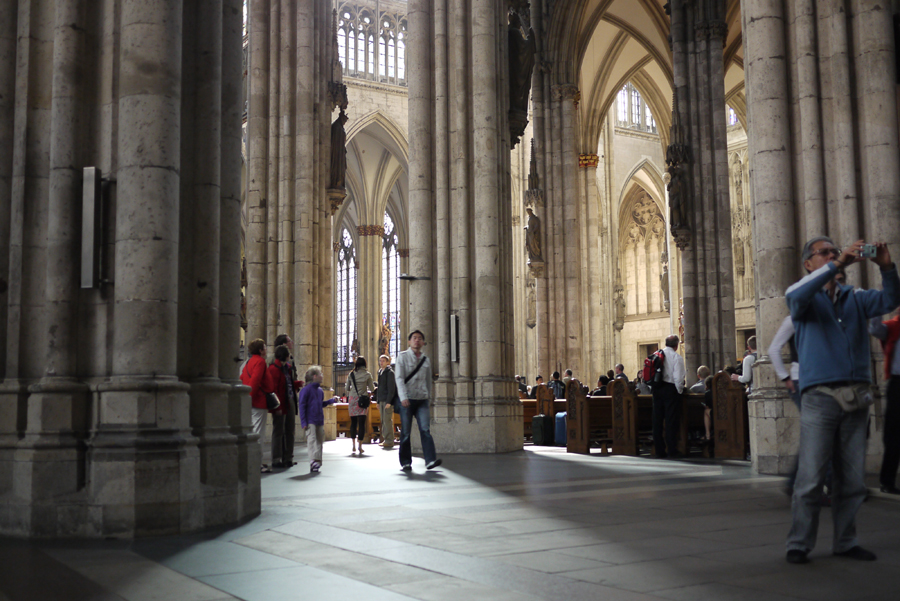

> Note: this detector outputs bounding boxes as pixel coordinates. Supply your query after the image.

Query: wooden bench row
[563,372,749,459]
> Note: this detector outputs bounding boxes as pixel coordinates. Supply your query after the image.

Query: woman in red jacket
[267,345,301,469]
[241,338,273,473]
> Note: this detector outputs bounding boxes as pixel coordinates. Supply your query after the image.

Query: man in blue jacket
[785,237,900,564]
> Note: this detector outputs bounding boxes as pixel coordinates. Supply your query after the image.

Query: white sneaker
[426,459,442,470]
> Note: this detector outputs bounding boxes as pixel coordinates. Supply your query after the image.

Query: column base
[748,388,801,475]
[429,379,523,453]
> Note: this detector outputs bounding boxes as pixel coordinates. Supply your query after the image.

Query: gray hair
[304,365,323,382]
[801,236,836,262]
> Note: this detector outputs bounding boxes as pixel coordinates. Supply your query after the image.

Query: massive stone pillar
[245,0,338,385]
[668,0,736,376]
[742,0,900,474]
[0,0,253,537]
[408,0,520,452]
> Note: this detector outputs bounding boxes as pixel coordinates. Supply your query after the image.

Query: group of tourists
[239,329,442,475]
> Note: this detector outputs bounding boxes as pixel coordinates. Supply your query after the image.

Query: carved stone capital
[398,248,410,258]
[551,83,579,103]
[578,154,599,168]
[357,224,386,237]
[527,260,544,278]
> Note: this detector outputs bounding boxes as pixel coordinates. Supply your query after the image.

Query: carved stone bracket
[327,188,346,215]
[527,260,544,279]
[525,188,544,208]
[328,81,348,111]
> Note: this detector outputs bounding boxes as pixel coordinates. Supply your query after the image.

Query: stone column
[0,0,13,380]
[668,0,736,376]
[407,0,434,343]
[558,84,582,374]
[245,0,270,345]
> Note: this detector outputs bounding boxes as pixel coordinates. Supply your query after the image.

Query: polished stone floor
[2,439,900,601]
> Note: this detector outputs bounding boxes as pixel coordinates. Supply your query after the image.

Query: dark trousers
[652,382,681,457]
[271,397,296,464]
[349,415,367,441]
[881,376,900,487]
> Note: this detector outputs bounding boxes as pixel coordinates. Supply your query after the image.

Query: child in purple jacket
[298,365,337,472]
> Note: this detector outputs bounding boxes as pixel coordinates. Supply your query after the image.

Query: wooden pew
[333,402,401,440]
[609,379,644,455]
[609,381,705,457]
[565,379,614,455]
[711,371,750,459]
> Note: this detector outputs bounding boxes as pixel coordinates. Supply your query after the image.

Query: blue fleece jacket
[786,261,900,393]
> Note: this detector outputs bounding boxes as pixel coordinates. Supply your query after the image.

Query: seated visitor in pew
[528,375,544,399]
[635,372,651,394]
[701,375,714,440]
[591,375,610,396]
[690,365,711,393]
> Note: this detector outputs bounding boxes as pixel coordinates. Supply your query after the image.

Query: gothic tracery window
[382,212,401,358]
[616,82,657,135]
[336,227,358,363]
[337,1,408,86]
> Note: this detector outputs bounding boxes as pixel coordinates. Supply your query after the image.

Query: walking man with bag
[395,330,442,472]
[785,237,900,564]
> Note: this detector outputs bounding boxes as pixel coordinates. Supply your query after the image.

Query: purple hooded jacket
[298,381,334,428]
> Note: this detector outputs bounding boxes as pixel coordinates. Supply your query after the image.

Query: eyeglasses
[810,247,840,258]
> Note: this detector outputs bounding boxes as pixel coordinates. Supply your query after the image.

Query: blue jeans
[786,388,869,553]
[786,382,832,493]
[399,399,437,467]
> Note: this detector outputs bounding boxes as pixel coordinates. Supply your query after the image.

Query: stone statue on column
[524,207,544,264]
[378,322,392,358]
[329,109,349,190]
[660,252,670,312]
[507,6,535,148]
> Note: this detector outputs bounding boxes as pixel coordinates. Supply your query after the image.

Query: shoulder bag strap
[404,356,427,384]
[350,371,359,395]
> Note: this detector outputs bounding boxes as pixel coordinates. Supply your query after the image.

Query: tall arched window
[337,2,408,86]
[336,227,357,363]
[615,82,657,135]
[382,212,401,358]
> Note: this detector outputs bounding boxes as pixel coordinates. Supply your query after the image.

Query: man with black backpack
[395,330,442,472]
[652,335,686,458]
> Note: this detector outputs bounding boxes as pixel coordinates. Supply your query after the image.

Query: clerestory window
[616,82,657,135]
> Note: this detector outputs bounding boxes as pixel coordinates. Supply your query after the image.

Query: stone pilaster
[408,0,520,452]
[742,0,900,474]
[244,0,336,371]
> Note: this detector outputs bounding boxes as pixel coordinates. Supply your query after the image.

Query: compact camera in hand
[860,244,877,259]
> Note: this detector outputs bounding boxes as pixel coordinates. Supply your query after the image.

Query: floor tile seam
[263,468,732,502]
[263,517,662,600]
[195,564,422,600]
[398,475,785,509]
[258,467,730,504]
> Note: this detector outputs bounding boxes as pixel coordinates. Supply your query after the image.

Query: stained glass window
[382,213,401,359]
[336,228,357,363]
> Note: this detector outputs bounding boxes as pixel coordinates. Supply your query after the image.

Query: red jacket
[266,360,301,416]
[880,316,900,381]
[241,354,271,410]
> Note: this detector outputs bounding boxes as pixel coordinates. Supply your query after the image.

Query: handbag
[266,391,281,410]
[350,372,371,409]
